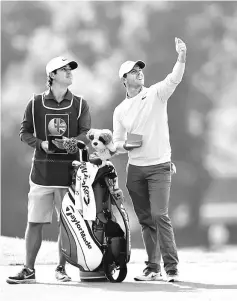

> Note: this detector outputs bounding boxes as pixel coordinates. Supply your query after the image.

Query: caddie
[6,56,91,284]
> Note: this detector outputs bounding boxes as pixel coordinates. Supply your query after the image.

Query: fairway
[1,236,237,301]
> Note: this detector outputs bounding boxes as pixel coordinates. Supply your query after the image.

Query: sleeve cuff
[114,141,127,153]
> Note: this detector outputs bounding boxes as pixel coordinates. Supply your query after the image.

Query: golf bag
[60,145,131,282]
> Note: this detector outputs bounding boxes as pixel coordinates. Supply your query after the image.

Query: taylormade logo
[67,212,92,249]
[80,163,90,205]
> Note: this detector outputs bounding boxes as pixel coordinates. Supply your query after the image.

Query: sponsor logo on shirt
[142,93,147,100]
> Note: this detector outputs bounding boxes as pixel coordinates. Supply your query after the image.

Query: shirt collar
[44,89,72,100]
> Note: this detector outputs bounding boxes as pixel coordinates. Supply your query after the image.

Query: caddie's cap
[119,60,145,79]
[46,56,78,76]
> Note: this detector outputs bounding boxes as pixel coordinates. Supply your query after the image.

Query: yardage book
[125,133,143,148]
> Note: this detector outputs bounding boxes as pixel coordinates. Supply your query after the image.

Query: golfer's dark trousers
[126,162,179,272]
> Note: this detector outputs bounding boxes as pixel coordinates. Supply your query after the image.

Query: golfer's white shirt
[113,61,185,166]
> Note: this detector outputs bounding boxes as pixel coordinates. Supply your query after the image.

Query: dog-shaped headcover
[87,129,116,163]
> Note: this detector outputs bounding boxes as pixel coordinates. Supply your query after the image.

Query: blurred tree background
[1,1,237,248]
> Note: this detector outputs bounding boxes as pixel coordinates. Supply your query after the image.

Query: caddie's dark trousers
[126,162,179,272]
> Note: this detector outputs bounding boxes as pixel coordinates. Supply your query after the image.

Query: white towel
[74,162,98,221]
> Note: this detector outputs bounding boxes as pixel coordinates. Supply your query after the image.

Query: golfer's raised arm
[157,38,187,102]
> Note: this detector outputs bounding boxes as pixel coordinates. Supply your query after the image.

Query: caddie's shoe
[55,265,71,282]
[134,266,163,281]
[166,270,179,282]
[6,266,36,284]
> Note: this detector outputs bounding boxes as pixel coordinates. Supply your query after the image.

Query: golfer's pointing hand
[175,37,187,54]
[175,37,187,63]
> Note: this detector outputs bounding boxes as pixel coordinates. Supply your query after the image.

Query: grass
[0,236,58,266]
[1,235,237,267]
